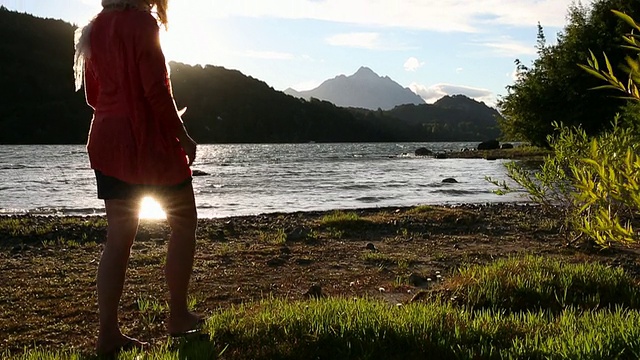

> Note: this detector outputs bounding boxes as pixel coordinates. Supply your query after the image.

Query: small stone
[408,273,426,286]
[191,169,209,176]
[365,243,377,251]
[304,284,323,299]
[280,246,291,255]
[266,256,286,267]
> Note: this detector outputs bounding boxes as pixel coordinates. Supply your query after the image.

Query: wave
[355,196,388,203]
[0,164,45,170]
[433,189,480,196]
[341,184,374,190]
[0,207,105,216]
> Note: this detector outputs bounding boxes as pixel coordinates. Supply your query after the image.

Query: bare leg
[96,199,146,354]
[157,183,201,334]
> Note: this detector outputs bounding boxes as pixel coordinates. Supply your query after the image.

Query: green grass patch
[9,298,640,359]
[0,216,107,246]
[259,228,287,245]
[428,255,640,312]
[320,211,371,229]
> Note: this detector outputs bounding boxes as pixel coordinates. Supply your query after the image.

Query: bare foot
[168,311,205,335]
[97,333,148,356]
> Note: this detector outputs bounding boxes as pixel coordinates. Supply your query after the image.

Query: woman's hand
[179,134,197,166]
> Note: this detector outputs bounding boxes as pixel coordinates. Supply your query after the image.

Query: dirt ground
[2,203,640,355]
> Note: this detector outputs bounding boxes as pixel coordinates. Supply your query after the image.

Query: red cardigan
[84,8,191,186]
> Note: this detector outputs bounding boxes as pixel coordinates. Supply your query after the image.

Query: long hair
[150,0,169,28]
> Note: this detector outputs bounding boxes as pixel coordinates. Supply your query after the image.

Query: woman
[74,0,202,354]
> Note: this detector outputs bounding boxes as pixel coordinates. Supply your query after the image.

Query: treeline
[0,7,500,144]
[498,0,640,146]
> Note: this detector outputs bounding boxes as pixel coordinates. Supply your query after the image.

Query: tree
[498,0,640,147]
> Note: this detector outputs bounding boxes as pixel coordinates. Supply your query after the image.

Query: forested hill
[386,95,502,141]
[0,7,500,144]
[0,7,93,144]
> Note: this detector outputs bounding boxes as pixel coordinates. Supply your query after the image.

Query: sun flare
[139,196,167,220]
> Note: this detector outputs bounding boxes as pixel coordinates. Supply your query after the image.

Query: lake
[0,143,526,218]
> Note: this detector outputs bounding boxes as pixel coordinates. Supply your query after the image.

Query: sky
[1,0,587,108]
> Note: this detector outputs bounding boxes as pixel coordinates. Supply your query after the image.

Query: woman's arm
[136,14,196,165]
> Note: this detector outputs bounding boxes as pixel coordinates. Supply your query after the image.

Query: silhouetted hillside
[0,7,500,144]
[386,95,501,141]
[0,7,92,143]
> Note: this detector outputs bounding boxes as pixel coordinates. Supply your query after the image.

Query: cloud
[326,32,382,49]
[410,82,496,106]
[289,79,323,91]
[475,37,537,57]
[404,57,425,72]
[244,50,295,60]
[202,0,577,32]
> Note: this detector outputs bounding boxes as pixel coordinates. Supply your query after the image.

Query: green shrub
[490,10,640,247]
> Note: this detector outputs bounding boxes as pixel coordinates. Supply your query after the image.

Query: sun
[139,196,167,220]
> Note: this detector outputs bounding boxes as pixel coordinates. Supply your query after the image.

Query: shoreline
[3,202,638,354]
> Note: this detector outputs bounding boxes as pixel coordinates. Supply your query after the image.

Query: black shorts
[94,170,192,200]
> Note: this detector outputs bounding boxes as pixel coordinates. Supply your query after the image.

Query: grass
[259,227,287,245]
[320,211,371,228]
[425,255,640,312]
[8,299,640,359]
[7,256,640,359]
[0,216,107,245]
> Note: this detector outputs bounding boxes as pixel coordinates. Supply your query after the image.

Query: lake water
[0,143,527,218]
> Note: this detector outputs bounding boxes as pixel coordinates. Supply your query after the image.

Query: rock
[266,256,287,267]
[286,227,310,242]
[442,178,457,183]
[434,153,448,159]
[10,244,30,254]
[477,139,500,150]
[365,242,377,251]
[191,169,209,176]
[223,221,236,234]
[408,273,427,286]
[295,258,314,265]
[214,230,226,241]
[303,284,323,299]
[501,143,514,149]
[414,147,433,156]
[280,246,291,255]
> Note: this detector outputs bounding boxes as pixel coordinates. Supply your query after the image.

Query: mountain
[284,67,425,110]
